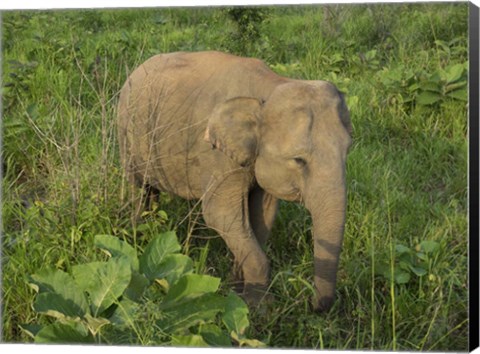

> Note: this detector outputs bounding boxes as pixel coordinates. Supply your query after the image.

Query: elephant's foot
[231,262,244,293]
[231,280,244,294]
[241,283,273,308]
[311,294,335,313]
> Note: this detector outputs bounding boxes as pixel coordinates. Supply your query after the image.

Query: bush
[22,232,264,347]
[222,7,270,55]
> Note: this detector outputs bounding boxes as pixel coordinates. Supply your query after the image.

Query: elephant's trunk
[304,170,347,312]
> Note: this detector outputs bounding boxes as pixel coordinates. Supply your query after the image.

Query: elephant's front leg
[202,173,270,306]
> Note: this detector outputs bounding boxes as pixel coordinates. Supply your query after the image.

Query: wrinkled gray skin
[118,51,352,312]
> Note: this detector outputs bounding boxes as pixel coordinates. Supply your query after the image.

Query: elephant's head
[205,81,352,311]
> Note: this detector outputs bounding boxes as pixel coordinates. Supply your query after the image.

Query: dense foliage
[22,232,263,346]
[1,4,468,350]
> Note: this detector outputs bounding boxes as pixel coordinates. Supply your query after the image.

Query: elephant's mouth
[264,185,301,203]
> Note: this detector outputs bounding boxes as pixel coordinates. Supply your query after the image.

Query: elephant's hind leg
[248,187,278,248]
[121,157,159,224]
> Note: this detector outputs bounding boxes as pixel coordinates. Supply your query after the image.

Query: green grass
[1,3,468,350]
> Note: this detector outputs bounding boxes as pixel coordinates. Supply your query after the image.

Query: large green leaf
[94,235,139,271]
[416,252,428,261]
[429,71,443,83]
[394,271,411,284]
[171,334,210,347]
[445,63,465,84]
[139,231,181,279]
[222,292,249,336]
[198,324,232,347]
[419,80,442,93]
[395,244,411,255]
[162,274,220,307]
[444,81,467,93]
[19,324,43,339]
[72,261,106,291]
[30,269,89,317]
[446,88,468,102]
[84,314,110,335]
[420,240,440,254]
[158,292,226,332]
[408,265,428,277]
[416,91,441,106]
[124,271,150,301]
[231,331,266,348]
[34,292,86,319]
[151,254,193,285]
[34,320,94,344]
[73,258,132,316]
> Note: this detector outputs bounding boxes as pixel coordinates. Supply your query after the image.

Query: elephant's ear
[204,97,262,167]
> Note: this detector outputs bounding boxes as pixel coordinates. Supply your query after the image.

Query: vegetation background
[1,3,469,350]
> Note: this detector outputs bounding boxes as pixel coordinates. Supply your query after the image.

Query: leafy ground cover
[22,232,263,346]
[1,3,468,350]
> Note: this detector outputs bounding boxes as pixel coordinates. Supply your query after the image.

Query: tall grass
[1,3,468,350]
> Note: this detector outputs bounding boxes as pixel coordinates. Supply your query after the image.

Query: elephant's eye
[293,157,307,167]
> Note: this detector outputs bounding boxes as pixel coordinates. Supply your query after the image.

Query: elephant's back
[117,51,285,199]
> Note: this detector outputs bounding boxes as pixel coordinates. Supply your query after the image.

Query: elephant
[117,51,352,312]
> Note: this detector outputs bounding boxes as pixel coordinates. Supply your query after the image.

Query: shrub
[22,232,264,347]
